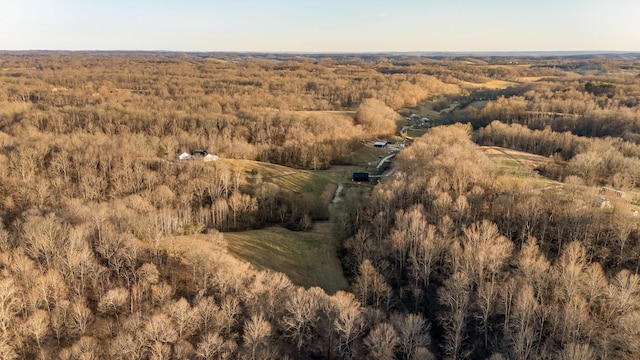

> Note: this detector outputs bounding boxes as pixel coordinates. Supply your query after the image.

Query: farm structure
[352,172,370,182]
[178,150,219,161]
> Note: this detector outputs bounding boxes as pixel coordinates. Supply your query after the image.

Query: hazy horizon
[2,0,639,52]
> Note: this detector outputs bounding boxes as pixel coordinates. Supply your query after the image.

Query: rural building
[203,154,219,162]
[374,141,387,148]
[632,209,638,217]
[179,150,218,161]
[178,152,193,160]
[352,172,370,182]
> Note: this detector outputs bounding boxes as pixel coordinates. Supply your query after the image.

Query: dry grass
[468,100,491,109]
[482,146,558,185]
[225,225,349,294]
[461,80,518,89]
[218,159,296,178]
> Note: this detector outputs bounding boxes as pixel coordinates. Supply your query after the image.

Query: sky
[1,0,639,52]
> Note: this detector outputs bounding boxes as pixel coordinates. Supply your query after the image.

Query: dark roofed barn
[352,172,369,182]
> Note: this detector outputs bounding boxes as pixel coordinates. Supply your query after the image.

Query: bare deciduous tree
[169,297,198,340]
[352,259,391,310]
[332,291,364,360]
[242,313,272,360]
[364,322,399,360]
[438,271,471,359]
[196,332,225,360]
[281,287,320,353]
[69,298,93,337]
[59,336,101,360]
[509,284,540,359]
[97,287,129,319]
[392,312,432,360]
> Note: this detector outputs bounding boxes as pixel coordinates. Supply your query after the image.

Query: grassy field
[468,100,493,109]
[461,79,518,89]
[220,159,335,219]
[225,224,349,294]
[482,146,558,182]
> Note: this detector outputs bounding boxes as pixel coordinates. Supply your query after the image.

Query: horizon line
[1,49,640,56]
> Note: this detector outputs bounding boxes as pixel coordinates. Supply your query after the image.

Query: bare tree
[196,332,225,360]
[462,220,513,286]
[69,298,93,337]
[50,299,70,344]
[281,287,320,353]
[220,295,240,336]
[409,224,445,288]
[31,269,68,313]
[364,322,399,360]
[21,213,68,268]
[169,297,198,340]
[97,287,129,319]
[22,308,49,353]
[109,333,143,360]
[352,259,391,310]
[578,263,607,308]
[392,312,432,360]
[0,278,22,335]
[438,271,471,359]
[143,313,178,359]
[195,296,221,335]
[509,284,540,360]
[331,291,364,360]
[607,269,640,322]
[518,237,550,301]
[555,241,588,302]
[59,336,101,360]
[476,280,499,352]
[242,313,272,360]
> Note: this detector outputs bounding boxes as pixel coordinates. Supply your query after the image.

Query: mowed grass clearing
[461,79,518,89]
[225,224,349,294]
[220,159,336,218]
[481,146,560,186]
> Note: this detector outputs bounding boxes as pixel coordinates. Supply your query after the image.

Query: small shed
[178,152,193,160]
[353,172,370,182]
[374,141,387,148]
[203,154,219,162]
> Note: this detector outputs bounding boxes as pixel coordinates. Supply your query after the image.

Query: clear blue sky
[1,0,639,52]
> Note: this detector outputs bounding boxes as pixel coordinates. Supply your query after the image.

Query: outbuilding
[203,154,219,162]
[374,141,387,148]
[352,172,370,182]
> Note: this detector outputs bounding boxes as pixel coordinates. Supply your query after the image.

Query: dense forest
[1,52,640,359]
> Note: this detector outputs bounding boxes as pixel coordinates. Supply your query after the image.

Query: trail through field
[331,183,344,203]
[376,153,397,170]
